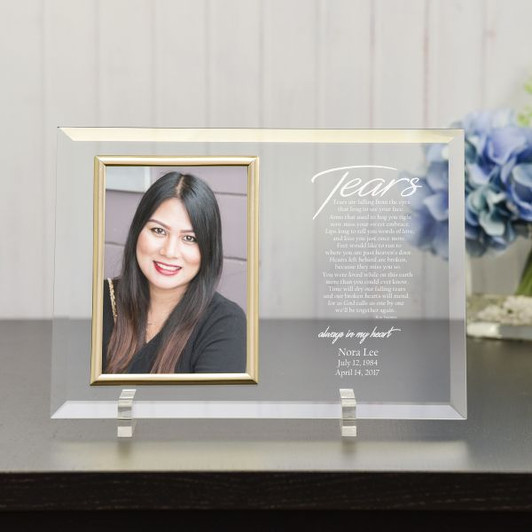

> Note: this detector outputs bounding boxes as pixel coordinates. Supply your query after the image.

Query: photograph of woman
[101,171,247,374]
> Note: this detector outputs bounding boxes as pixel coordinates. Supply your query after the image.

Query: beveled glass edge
[448,132,467,419]
[90,155,259,385]
[60,127,461,144]
[51,401,465,420]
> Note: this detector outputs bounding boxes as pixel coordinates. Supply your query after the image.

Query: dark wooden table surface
[0,320,531,517]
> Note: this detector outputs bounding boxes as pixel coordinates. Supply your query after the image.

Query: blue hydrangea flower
[409,109,532,259]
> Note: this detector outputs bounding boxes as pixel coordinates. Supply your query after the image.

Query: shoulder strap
[107,278,117,323]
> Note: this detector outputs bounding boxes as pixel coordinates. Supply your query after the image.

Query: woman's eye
[150,227,166,236]
[183,234,197,243]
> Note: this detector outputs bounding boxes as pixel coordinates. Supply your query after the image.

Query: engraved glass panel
[51,128,466,420]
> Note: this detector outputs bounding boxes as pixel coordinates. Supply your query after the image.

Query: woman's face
[136,198,201,298]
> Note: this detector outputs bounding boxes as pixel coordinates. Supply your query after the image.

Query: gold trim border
[90,156,259,385]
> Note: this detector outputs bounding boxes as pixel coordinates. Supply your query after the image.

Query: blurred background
[2,0,532,319]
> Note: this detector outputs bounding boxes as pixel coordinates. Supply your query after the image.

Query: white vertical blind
[208,0,262,127]
[316,0,373,128]
[0,1,45,318]
[262,0,318,127]
[426,0,485,126]
[154,0,208,127]
[372,0,427,128]
[98,0,154,125]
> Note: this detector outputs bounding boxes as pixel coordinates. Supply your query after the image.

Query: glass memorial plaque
[51,128,466,420]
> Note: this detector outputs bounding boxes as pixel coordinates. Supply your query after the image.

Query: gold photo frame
[90,155,259,385]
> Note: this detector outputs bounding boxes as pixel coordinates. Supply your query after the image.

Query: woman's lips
[153,261,182,276]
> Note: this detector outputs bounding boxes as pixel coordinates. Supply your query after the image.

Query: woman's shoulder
[186,291,247,373]
[194,291,247,335]
[208,292,246,319]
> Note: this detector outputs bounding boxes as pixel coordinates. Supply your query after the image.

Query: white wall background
[1,0,531,319]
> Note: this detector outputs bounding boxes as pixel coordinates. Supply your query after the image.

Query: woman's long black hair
[105,172,223,373]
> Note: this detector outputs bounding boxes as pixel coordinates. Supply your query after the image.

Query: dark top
[102,280,247,373]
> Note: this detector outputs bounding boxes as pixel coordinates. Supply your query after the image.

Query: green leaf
[516,247,532,296]
[517,105,532,127]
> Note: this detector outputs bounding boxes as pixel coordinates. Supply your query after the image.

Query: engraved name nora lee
[311,165,422,220]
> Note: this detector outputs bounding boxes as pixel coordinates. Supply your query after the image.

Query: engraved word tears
[311,165,422,220]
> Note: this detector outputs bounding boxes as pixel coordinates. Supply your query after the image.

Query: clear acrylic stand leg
[339,388,357,438]
[117,388,136,438]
